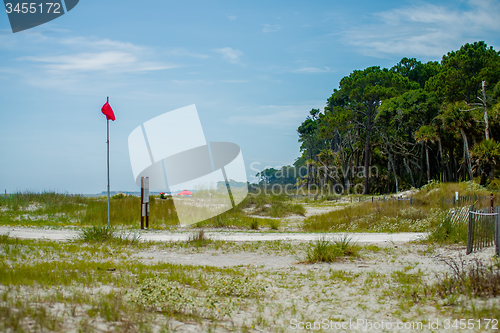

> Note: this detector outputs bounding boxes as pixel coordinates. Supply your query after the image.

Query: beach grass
[301,181,496,233]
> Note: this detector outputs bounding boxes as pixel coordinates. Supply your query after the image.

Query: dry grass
[238,193,306,217]
[302,181,496,233]
[436,257,500,298]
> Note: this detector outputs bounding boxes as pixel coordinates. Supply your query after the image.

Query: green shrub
[305,235,359,263]
[435,257,500,298]
[426,212,468,244]
[78,225,114,243]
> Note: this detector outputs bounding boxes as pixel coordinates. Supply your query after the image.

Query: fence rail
[441,195,490,207]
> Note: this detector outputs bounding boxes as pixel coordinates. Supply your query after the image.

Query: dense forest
[257,41,500,195]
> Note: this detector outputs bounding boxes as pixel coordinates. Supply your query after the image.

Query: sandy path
[0,226,426,243]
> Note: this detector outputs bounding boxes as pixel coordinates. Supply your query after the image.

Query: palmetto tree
[414,125,437,184]
[439,102,477,181]
[472,139,500,185]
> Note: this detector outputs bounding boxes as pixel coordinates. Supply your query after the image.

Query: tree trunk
[389,153,398,193]
[363,109,372,195]
[450,149,456,182]
[480,171,487,186]
[437,136,449,182]
[425,140,431,184]
[403,158,415,188]
[460,128,474,181]
[482,81,490,140]
[363,132,371,194]
[417,144,424,188]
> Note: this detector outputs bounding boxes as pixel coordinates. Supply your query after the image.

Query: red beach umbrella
[177,189,193,196]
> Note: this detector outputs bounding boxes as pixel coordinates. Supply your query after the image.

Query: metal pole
[107,96,111,229]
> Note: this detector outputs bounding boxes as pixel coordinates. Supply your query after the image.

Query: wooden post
[491,193,494,213]
[141,177,150,229]
[141,177,144,230]
[466,205,474,255]
[146,201,149,229]
[495,207,499,257]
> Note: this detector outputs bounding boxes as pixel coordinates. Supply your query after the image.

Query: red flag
[101,102,116,121]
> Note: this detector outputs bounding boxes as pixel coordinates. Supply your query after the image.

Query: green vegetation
[186,229,212,247]
[426,213,468,244]
[194,193,304,229]
[1,232,499,331]
[303,181,497,233]
[250,42,500,196]
[305,235,359,263]
[131,271,264,319]
[239,193,305,217]
[436,257,500,298]
[0,191,305,230]
[0,192,178,228]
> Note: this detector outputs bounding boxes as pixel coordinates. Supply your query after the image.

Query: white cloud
[213,47,243,64]
[59,37,144,53]
[292,66,330,73]
[343,0,500,58]
[17,37,177,74]
[262,24,281,33]
[20,52,174,73]
[227,15,237,21]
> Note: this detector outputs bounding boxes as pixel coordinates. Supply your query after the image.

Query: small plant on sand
[435,257,500,298]
[250,218,259,230]
[426,213,468,244]
[130,272,264,319]
[187,229,211,247]
[305,235,359,263]
[267,219,280,230]
[78,225,114,242]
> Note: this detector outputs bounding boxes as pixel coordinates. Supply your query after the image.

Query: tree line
[259,41,500,194]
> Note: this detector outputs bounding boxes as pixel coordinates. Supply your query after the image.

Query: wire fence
[466,206,500,255]
[441,195,490,207]
[286,194,415,204]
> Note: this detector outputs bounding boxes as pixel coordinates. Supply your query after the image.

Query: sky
[1,0,500,194]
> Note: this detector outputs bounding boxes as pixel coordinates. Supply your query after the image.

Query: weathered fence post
[491,193,494,213]
[466,205,474,255]
[496,206,500,257]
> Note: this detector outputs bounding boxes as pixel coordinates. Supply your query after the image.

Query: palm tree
[414,125,437,184]
[439,102,476,181]
[472,139,500,185]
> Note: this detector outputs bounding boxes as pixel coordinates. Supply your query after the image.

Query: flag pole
[106,96,111,229]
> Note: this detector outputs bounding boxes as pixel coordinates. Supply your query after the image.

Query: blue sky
[1,0,500,194]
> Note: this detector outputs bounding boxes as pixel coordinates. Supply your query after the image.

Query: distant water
[82,191,169,197]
